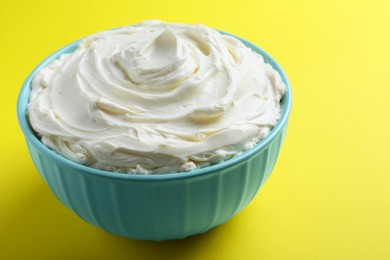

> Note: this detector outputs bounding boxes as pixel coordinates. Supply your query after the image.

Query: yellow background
[1,0,390,259]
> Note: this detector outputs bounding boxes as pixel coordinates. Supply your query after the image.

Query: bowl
[17,32,292,241]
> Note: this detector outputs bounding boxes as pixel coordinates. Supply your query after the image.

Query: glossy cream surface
[28,21,286,174]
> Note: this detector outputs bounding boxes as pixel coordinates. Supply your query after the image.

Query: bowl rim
[17,30,292,181]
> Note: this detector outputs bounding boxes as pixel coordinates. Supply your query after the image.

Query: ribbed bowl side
[137,123,289,240]
[26,140,103,226]
[24,120,287,241]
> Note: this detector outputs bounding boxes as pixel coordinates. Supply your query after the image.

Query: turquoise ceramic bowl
[17,32,292,241]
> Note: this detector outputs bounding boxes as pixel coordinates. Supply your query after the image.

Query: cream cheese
[28,20,286,174]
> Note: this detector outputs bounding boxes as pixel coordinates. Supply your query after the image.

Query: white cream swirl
[28,21,286,174]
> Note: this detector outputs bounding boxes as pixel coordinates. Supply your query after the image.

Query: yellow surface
[1,0,390,259]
